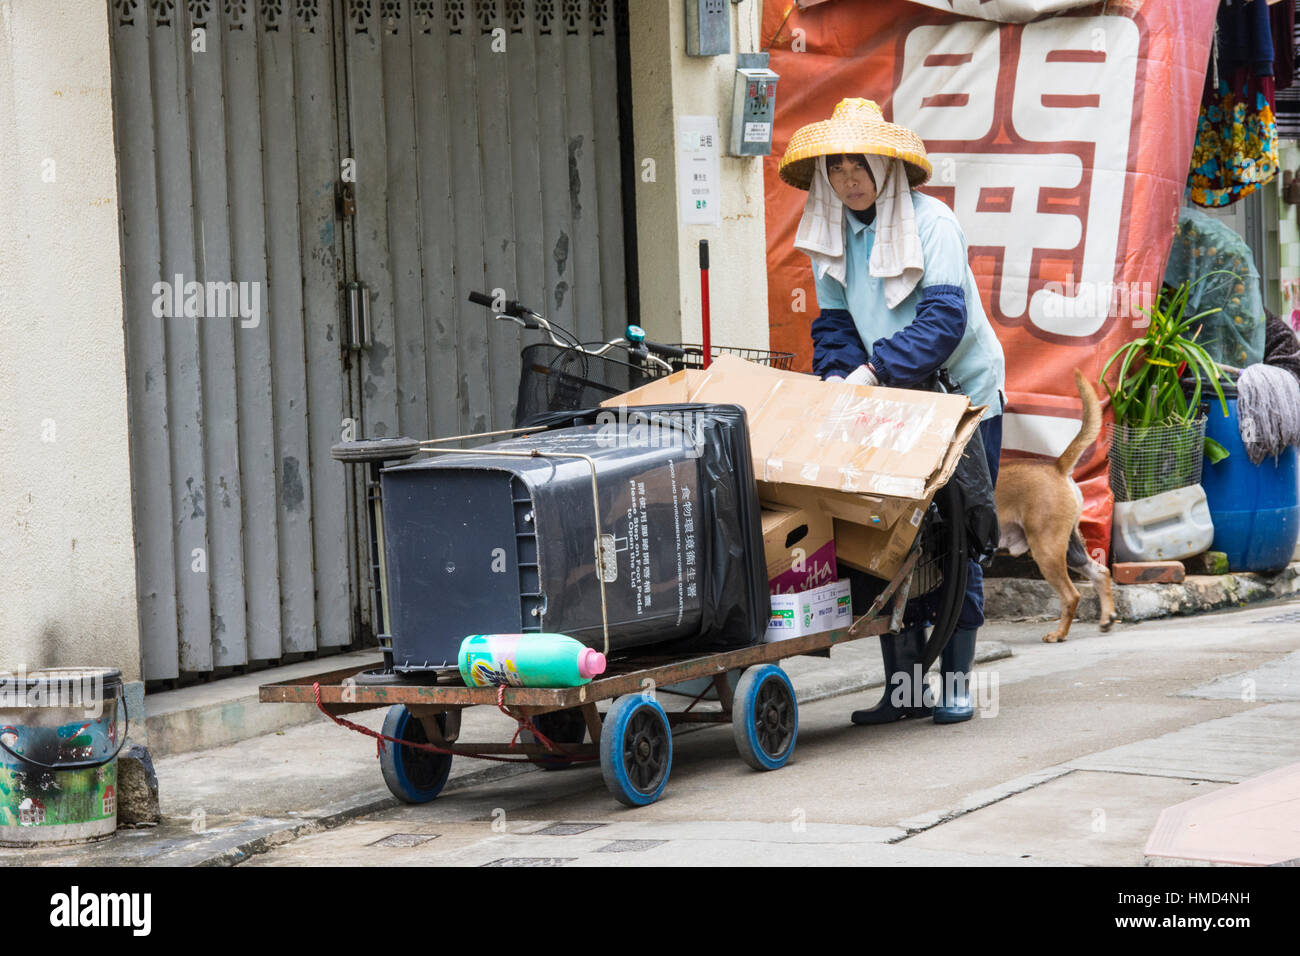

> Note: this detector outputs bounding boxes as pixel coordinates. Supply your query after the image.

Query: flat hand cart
[260,556,920,808]
[259,293,969,808]
[260,502,962,808]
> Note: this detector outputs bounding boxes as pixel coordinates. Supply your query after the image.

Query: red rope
[311,682,598,765]
[681,680,716,715]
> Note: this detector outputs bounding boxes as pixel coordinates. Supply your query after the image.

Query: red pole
[699,240,711,369]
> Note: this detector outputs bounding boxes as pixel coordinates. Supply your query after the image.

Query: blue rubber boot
[851,627,934,724]
[933,627,977,723]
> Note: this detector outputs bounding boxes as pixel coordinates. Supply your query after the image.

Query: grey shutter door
[110,0,629,680]
[110,0,356,681]
[343,0,628,440]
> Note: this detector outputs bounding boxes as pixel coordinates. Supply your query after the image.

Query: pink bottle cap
[578,648,607,679]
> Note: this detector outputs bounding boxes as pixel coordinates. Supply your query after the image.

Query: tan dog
[995,370,1118,642]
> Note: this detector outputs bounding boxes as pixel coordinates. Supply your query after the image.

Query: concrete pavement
[4,598,1299,866]
[244,600,1300,867]
[0,631,1011,866]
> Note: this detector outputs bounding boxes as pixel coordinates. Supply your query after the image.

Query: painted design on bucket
[0,762,117,831]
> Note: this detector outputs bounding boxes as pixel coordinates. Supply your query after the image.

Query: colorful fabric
[1188,77,1279,207]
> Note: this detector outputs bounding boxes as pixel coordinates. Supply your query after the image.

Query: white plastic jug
[1112,484,1215,563]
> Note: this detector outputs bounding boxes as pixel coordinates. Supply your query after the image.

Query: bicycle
[464,291,797,427]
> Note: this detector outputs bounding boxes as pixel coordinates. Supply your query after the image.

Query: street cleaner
[778,98,1006,724]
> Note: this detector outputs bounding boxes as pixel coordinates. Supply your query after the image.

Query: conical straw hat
[779,98,931,190]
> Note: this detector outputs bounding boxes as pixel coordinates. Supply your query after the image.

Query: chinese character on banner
[762,0,1219,559]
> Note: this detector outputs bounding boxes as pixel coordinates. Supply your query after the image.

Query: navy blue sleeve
[811,308,869,380]
[869,284,967,387]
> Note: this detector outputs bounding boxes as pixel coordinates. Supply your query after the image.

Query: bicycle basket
[515,343,659,427]
[665,345,796,372]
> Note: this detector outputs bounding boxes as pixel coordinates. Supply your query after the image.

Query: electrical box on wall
[730,53,778,157]
[686,0,731,57]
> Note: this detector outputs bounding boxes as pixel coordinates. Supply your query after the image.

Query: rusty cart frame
[259,545,925,808]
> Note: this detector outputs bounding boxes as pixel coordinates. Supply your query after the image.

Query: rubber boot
[851,627,934,724]
[933,626,977,723]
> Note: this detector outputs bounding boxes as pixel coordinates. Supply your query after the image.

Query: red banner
[763,0,1219,559]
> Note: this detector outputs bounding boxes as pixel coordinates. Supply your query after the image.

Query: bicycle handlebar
[625,324,686,361]
[467,290,673,372]
[643,340,687,360]
[467,290,537,325]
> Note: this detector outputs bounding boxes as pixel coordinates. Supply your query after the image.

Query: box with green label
[764,579,852,642]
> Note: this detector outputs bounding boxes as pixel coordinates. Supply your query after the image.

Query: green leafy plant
[1101,277,1231,428]
[1100,277,1234,500]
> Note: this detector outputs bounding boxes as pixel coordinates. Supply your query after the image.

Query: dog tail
[1056,369,1101,477]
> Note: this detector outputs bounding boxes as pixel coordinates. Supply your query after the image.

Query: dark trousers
[957,412,1003,630]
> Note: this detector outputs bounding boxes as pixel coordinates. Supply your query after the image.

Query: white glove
[843,364,879,387]
[824,373,845,382]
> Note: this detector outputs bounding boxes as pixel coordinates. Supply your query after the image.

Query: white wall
[0,1,140,682]
[628,0,770,351]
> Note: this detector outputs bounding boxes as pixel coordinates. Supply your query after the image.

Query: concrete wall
[628,0,770,350]
[0,1,141,685]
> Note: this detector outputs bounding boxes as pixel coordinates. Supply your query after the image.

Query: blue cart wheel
[600,694,672,807]
[732,665,798,771]
[522,708,588,771]
[379,705,453,804]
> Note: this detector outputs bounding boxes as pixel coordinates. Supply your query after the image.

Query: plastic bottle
[458,634,607,688]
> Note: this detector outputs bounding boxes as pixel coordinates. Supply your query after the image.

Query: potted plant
[1101,277,1232,504]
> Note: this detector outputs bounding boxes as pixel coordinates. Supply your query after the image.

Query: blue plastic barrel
[1199,388,1300,572]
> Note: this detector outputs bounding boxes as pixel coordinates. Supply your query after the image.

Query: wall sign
[678,115,722,226]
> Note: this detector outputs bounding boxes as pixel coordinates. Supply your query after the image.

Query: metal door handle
[345,282,372,350]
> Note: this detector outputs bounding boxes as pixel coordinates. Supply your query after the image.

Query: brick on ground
[1112,561,1186,585]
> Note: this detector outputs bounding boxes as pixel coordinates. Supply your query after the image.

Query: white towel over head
[793,154,926,310]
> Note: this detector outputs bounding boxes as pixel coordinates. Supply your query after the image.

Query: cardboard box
[760,503,836,594]
[764,579,852,642]
[832,508,930,580]
[605,355,980,499]
[604,356,982,583]
[758,480,927,580]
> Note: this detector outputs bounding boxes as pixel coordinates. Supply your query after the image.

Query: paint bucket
[0,668,127,847]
